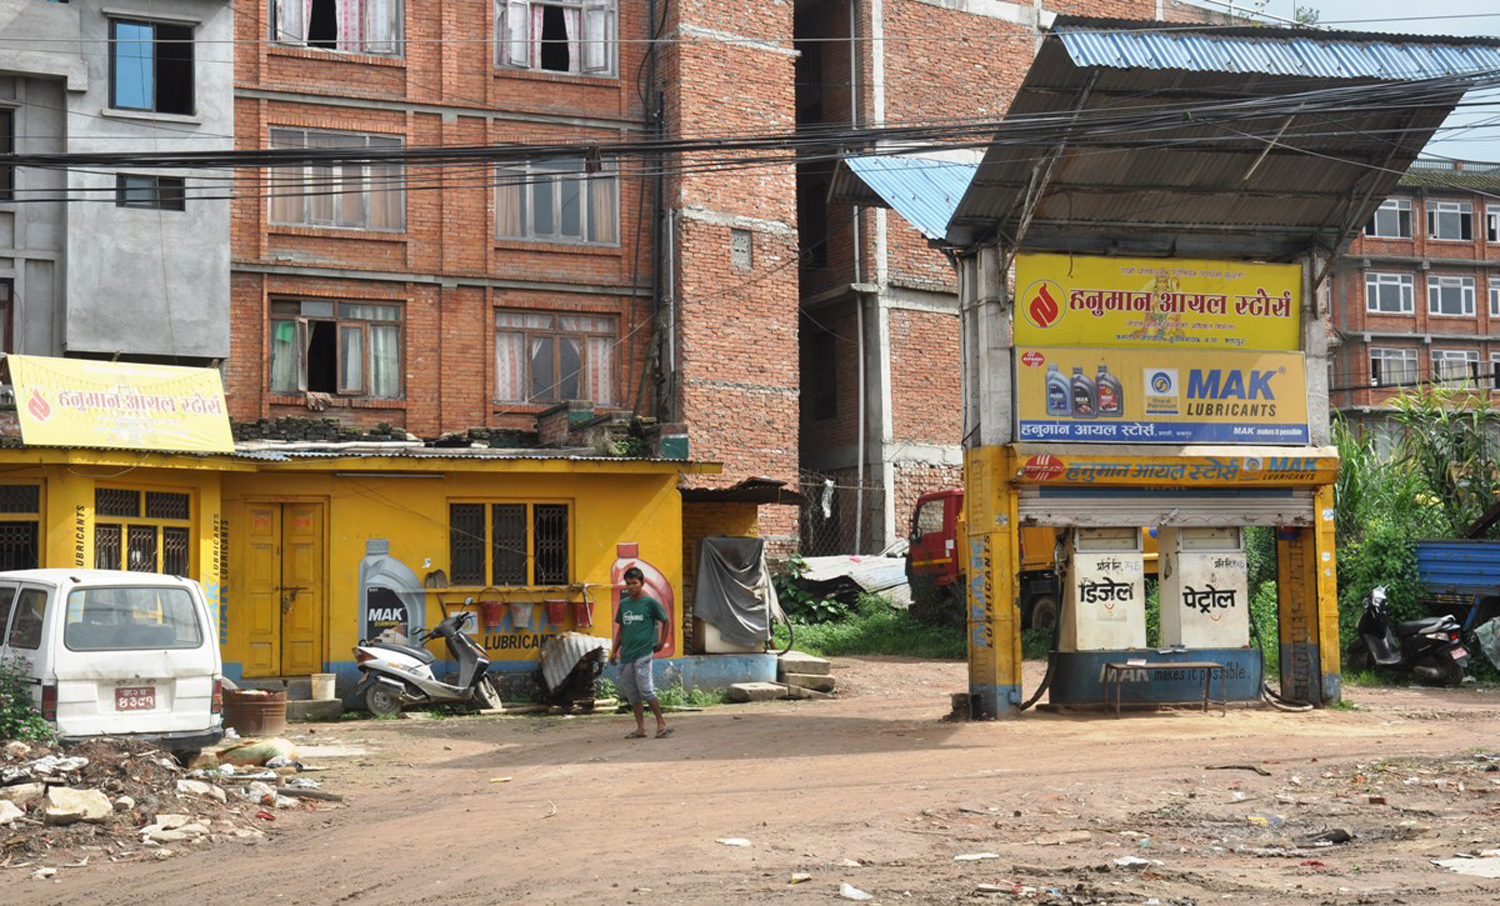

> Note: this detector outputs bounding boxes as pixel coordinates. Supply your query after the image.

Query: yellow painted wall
[221,466,685,674]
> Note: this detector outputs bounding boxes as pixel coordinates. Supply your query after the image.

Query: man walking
[609,566,672,738]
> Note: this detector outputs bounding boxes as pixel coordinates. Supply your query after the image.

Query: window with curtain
[1368,347,1417,388]
[270,299,403,399]
[495,158,617,244]
[494,310,614,404]
[273,0,403,55]
[495,0,616,76]
[268,127,404,231]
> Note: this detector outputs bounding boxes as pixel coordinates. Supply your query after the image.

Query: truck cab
[905,489,1157,629]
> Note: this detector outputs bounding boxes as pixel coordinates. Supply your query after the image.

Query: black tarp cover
[694,536,784,647]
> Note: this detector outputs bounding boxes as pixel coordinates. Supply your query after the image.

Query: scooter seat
[1394,617,1451,636]
[367,642,437,665]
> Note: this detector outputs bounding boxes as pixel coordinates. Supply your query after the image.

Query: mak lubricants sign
[1014,253,1301,351]
[1014,347,1308,444]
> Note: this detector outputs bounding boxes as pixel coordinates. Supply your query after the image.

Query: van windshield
[63,586,203,651]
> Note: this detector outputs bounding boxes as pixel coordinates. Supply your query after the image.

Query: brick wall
[230,3,655,438]
[1334,181,1500,415]
[889,306,962,445]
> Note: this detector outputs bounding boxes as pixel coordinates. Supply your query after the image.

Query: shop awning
[830,155,978,241]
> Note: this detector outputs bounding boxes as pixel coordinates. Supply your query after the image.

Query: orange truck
[904,488,1157,628]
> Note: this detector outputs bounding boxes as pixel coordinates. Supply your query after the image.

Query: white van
[0,570,224,760]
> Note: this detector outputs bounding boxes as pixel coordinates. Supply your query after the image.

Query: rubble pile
[1,736,340,876]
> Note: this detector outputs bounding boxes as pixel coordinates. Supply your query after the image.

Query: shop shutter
[1016,485,1318,528]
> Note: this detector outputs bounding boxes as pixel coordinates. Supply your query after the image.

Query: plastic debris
[1113,856,1162,869]
[954,852,1002,861]
[717,838,752,847]
[839,882,875,901]
[1435,855,1500,878]
[789,873,811,884]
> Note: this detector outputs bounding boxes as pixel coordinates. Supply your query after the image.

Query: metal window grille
[533,505,569,584]
[161,526,190,576]
[0,522,38,570]
[96,488,141,518]
[127,525,157,572]
[0,485,39,514]
[146,492,191,521]
[491,504,528,586]
[95,524,122,569]
[449,504,486,585]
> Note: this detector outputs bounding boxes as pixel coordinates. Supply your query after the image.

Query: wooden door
[241,502,326,678]
[244,504,282,677]
[280,503,324,675]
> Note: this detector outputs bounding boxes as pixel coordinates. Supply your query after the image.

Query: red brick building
[227,1,1241,555]
[1330,161,1500,438]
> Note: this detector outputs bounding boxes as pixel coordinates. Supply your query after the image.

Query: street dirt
[7,656,1500,904]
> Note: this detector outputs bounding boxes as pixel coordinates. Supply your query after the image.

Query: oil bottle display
[1069,366,1097,418]
[1095,365,1124,417]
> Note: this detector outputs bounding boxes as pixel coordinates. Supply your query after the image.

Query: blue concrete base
[229,654,779,710]
[1049,648,1263,707]
[968,683,1023,720]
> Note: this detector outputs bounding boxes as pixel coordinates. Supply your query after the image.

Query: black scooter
[1346,585,1469,686]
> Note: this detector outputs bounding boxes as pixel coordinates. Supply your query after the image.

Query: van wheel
[364,684,403,718]
[475,677,503,711]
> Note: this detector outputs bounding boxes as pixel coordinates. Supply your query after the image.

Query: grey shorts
[618,655,656,704]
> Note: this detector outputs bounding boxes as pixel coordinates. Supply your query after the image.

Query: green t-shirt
[616,593,668,663]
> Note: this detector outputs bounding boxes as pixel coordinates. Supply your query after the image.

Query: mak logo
[1021,280,1064,330]
[1186,368,1281,400]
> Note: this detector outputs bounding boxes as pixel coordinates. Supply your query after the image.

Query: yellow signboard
[1014,253,1302,350]
[1012,452,1338,486]
[10,354,234,453]
[1015,346,1308,445]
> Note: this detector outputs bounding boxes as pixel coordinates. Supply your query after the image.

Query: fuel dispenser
[1048,524,1263,707]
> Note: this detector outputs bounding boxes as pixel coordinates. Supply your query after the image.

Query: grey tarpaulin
[694,536,785,647]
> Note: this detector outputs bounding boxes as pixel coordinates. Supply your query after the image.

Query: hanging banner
[1014,346,1309,445]
[1014,253,1302,350]
[9,354,234,453]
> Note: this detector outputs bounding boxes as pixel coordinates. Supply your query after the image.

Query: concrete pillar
[963,447,1022,719]
[1275,483,1341,705]
[44,467,93,570]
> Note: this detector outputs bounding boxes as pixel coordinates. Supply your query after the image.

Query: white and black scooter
[352,604,503,716]
[1346,585,1469,686]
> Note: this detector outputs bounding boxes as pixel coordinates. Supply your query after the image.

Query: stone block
[0,800,23,824]
[44,787,112,825]
[777,650,831,678]
[784,673,836,693]
[176,779,227,803]
[726,682,786,703]
[0,782,44,807]
[288,698,344,722]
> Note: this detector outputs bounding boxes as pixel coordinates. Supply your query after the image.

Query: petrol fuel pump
[1159,527,1250,649]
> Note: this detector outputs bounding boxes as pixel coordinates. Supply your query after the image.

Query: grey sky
[1259,0,1500,162]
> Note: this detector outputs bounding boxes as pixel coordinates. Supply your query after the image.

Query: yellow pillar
[44,469,94,570]
[1275,483,1340,705]
[196,478,225,639]
[963,445,1022,718]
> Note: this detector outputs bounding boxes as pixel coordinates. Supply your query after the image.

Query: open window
[495,0,616,76]
[110,19,194,115]
[270,300,403,399]
[274,0,402,55]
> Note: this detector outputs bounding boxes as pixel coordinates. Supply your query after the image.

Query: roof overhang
[947,17,1500,261]
[680,477,804,506]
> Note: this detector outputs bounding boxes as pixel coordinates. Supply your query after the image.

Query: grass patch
[1343,668,1383,687]
[772,594,966,660]
[657,685,729,707]
[1329,698,1360,711]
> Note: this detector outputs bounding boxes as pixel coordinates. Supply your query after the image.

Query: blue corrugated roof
[842,156,978,241]
[1057,26,1500,79]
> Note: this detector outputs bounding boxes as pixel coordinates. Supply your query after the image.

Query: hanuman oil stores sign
[1012,253,1307,444]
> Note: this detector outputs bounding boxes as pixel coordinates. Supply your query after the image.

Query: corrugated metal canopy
[947,17,1500,260]
[830,155,979,240]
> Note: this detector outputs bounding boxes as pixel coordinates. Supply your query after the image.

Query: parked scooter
[1346,585,1469,686]
[352,603,503,716]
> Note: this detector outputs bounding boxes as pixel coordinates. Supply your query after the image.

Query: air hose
[1018,530,1069,712]
[1248,606,1313,712]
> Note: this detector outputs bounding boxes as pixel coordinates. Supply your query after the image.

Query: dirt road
[8,657,1500,904]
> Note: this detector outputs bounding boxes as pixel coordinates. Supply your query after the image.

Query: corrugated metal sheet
[1057,25,1500,78]
[1416,541,1500,597]
[538,632,612,692]
[841,156,978,241]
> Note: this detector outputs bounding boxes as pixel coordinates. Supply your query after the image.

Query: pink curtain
[562,8,579,73]
[337,0,362,52]
[495,331,525,401]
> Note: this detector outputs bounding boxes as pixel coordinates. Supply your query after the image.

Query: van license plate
[116,687,156,711]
